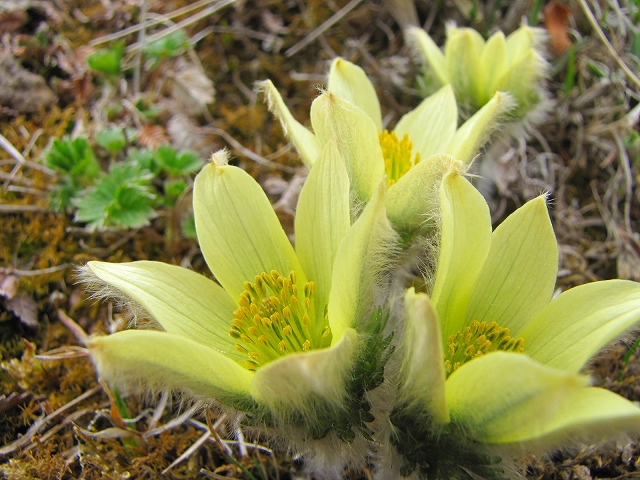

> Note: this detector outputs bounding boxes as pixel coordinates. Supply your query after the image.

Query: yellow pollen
[229,269,332,370]
[378,130,421,186]
[444,320,525,377]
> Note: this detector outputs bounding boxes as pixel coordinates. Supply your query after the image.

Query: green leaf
[74,164,155,230]
[87,42,124,76]
[181,213,197,239]
[163,178,187,203]
[43,137,100,180]
[128,148,157,173]
[154,145,202,175]
[96,127,127,153]
[143,30,190,66]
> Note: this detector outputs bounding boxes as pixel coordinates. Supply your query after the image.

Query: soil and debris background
[1,0,639,478]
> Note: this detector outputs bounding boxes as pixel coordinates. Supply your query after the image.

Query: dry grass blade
[125,0,237,53]
[162,429,211,474]
[0,133,55,175]
[0,264,73,277]
[285,0,363,57]
[90,0,227,46]
[142,402,200,439]
[0,385,101,457]
[576,0,640,89]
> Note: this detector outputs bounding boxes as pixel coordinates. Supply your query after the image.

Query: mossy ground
[1,0,640,478]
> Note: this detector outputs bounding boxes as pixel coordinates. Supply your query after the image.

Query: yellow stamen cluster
[379,130,421,186]
[444,320,524,376]
[229,270,331,370]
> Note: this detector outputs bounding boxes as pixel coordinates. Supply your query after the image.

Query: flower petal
[250,328,357,413]
[194,162,305,302]
[90,330,253,401]
[445,91,514,163]
[394,85,458,159]
[327,58,383,130]
[328,181,394,342]
[445,352,590,445]
[521,280,640,372]
[310,92,385,203]
[432,172,491,342]
[400,289,449,424]
[406,26,448,85]
[295,139,350,330]
[465,195,558,333]
[85,260,241,360]
[505,26,536,66]
[495,49,547,116]
[385,154,463,235]
[444,27,484,106]
[257,79,320,167]
[488,386,640,447]
[478,31,507,104]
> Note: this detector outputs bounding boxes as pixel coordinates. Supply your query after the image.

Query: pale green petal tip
[257,79,319,167]
[249,328,358,415]
[401,288,449,424]
[406,26,448,85]
[445,90,516,163]
[385,154,464,235]
[327,57,382,130]
[310,91,385,203]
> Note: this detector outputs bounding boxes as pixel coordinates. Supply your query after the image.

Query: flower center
[379,130,421,186]
[444,320,524,376]
[229,270,331,370]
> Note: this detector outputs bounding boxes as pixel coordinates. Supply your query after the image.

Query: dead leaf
[5,293,39,329]
[544,1,572,55]
[0,275,18,299]
[0,392,33,415]
[170,63,215,115]
[0,10,27,34]
[138,124,170,149]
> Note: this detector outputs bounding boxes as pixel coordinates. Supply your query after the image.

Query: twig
[36,346,90,361]
[142,402,200,438]
[148,391,169,430]
[90,0,225,46]
[614,132,633,236]
[285,0,363,57]
[0,204,48,213]
[0,133,55,175]
[201,126,296,173]
[125,0,237,53]
[576,0,640,90]
[0,264,73,277]
[162,430,211,474]
[132,0,147,98]
[0,385,102,457]
[57,309,90,347]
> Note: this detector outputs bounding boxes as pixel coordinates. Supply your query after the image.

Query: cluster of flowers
[83,26,640,480]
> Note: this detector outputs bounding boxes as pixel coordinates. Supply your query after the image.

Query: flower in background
[260,58,513,235]
[386,170,640,478]
[84,147,396,476]
[407,25,550,125]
